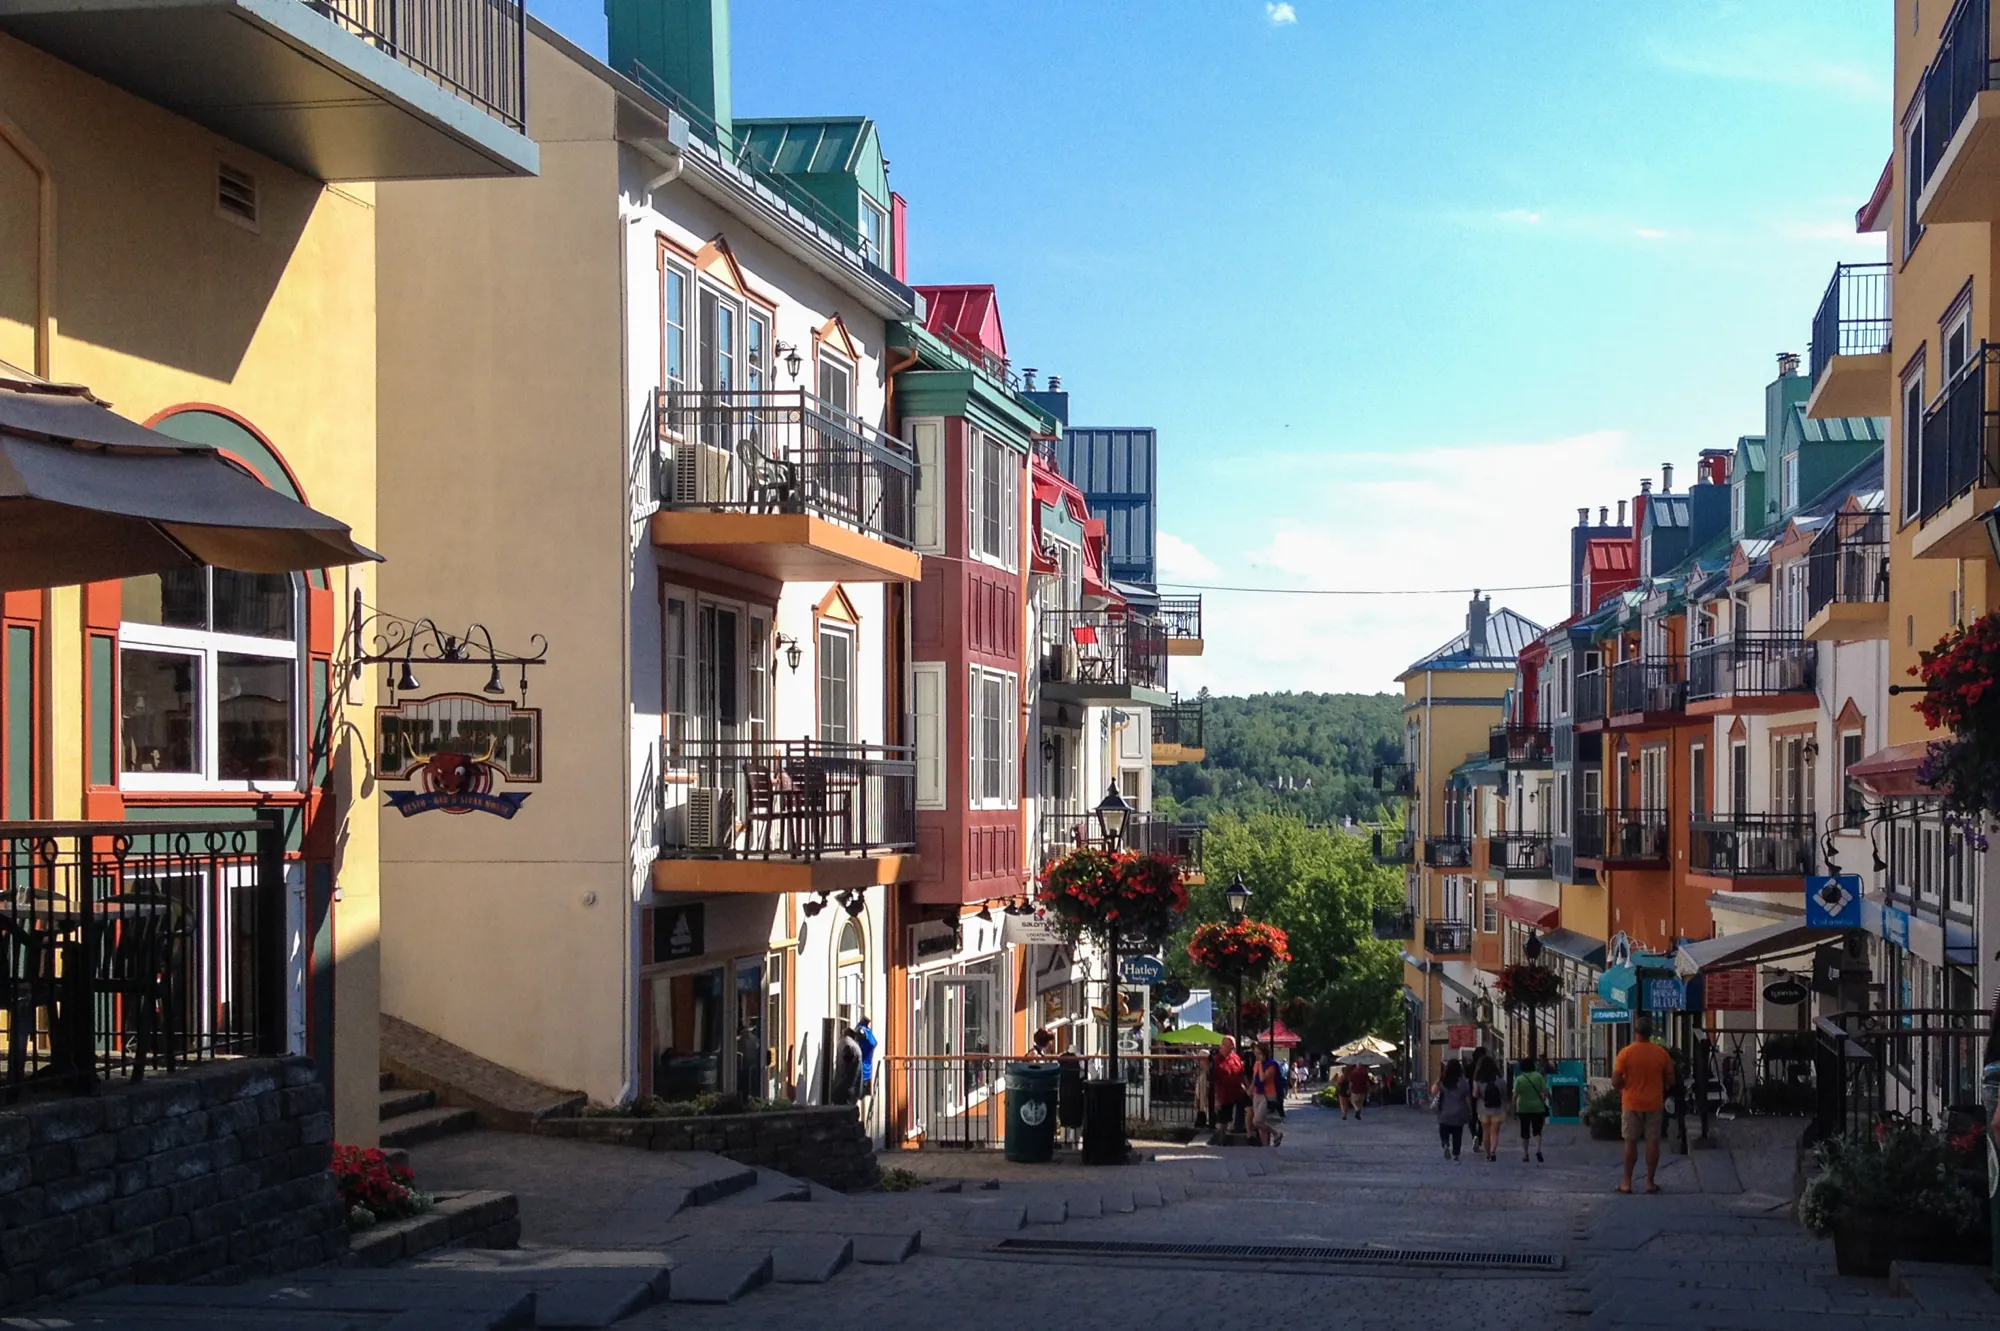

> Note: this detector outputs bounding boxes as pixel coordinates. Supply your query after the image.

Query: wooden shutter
[913,661,944,809]
[910,419,942,553]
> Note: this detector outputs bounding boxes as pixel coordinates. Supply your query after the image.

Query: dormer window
[860,197,887,264]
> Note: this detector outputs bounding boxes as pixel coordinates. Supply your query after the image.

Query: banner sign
[1704,967,1757,1012]
[1644,978,1687,1011]
[377,694,540,819]
[1880,905,1911,950]
[1589,1006,1631,1024]
[1762,977,1810,1006]
[1119,956,1166,985]
[1447,1023,1477,1049]
[1805,875,1863,930]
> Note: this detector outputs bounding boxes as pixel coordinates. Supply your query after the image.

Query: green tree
[1155,691,1405,826]
[1169,812,1406,1051]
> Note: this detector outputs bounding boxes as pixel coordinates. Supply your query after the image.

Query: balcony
[1913,346,2000,559]
[1609,656,1688,726]
[1575,808,1669,868]
[1804,512,1889,642]
[1805,263,1893,419]
[1150,693,1206,765]
[1913,0,2000,225]
[1423,836,1471,869]
[1038,810,1202,880]
[1155,596,1204,657]
[1687,634,1816,715]
[1373,762,1416,798]
[1489,722,1552,767]
[653,739,918,895]
[1424,922,1472,956]
[1487,832,1552,878]
[1372,908,1414,942]
[1039,609,1169,708]
[1372,832,1414,866]
[647,389,921,583]
[1689,815,1813,885]
[1574,667,1608,728]
[0,0,536,180]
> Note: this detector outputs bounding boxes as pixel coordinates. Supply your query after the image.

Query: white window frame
[967,666,1018,810]
[817,624,855,746]
[966,429,1019,572]
[746,309,770,394]
[1901,361,1925,524]
[663,258,691,396]
[913,661,946,810]
[1943,298,1974,381]
[907,417,944,554]
[860,196,889,265]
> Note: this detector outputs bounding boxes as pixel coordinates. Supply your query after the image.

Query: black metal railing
[884,1052,1214,1150]
[1039,812,1200,876]
[1154,597,1203,644]
[658,738,915,859]
[1576,808,1668,865]
[1151,694,1204,752]
[1918,345,2000,524]
[1040,609,1168,692]
[0,819,286,1101]
[1424,922,1472,955]
[1372,762,1416,797]
[1689,815,1814,878]
[1423,836,1470,868]
[654,389,917,549]
[1487,832,1552,877]
[1809,263,1892,388]
[1489,723,1552,766]
[1574,668,1607,724]
[1371,907,1414,941]
[1371,832,1414,866]
[1812,1009,1989,1142]
[1918,0,1998,197]
[1610,656,1687,717]
[1805,512,1889,620]
[315,0,526,128]
[1687,634,1816,703]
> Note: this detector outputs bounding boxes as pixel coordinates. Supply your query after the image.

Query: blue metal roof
[1399,606,1546,678]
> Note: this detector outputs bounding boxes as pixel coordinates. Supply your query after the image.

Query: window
[747,615,768,743]
[1639,745,1666,814]
[859,197,888,265]
[1781,450,1799,514]
[1556,772,1571,836]
[967,667,1018,808]
[907,418,943,553]
[1902,364,1925,522]
[1840,732,1866,828]
[1732,482,1745,536]
[120,568,298,787]
[965,430,1019,570]
[1918,819,1941,904]
[1480,880,1499,933]
[1119,768,1141,801]
[746,311,769,393]
[1771,735,1804,819]
[1904,107,1925,259]
[1944,301,1973,380]
[699,287,737,393]
[1945,825,1971,911]
[1730,741,1748,814]
[664,595,689,748]
[663,261,689,393]
[818,626,854,745]
[1690,742,1708,818]
[912,661,944,810]
[1557,658,1571,717]
[818,355,852,416]
[1582,768,1600,814]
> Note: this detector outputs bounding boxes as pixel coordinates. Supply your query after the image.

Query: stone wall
[536,1106,880,1191]
[0,1057,347,1307]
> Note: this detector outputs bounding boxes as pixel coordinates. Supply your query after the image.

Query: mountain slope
[1156,691,1405,826]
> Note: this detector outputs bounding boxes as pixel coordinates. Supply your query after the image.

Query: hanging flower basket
[1186,918,1291,986]
[1494,962,1563,1011]
[1912,615,2000,829]
[1037,847,1188,948]
[1238,998,1271,1028]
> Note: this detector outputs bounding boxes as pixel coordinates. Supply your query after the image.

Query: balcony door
[699,287,739,395]
[696,602,742,746]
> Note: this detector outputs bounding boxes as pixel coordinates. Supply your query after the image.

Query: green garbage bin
[1005,1062,1061,1163]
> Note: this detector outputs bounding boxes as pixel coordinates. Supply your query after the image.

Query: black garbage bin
[1005,1062,1061,1163]
[1081,1078,1129,1165]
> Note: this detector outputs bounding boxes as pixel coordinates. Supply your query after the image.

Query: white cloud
[1157,531,1219,581]
[1650,38,1887,105]
[1265,3,1297,26]
[1497,208,1543,226]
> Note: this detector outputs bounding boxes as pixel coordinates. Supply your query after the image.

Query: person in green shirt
[1513,1058,1551,1163]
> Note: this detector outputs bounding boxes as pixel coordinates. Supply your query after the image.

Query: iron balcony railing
[1489,723,1552,766]
[1610,656,1687,717]
[1689,814,1814,878]
[883,1052,1213,1151]
[1371,907,1414,941]
[0,819,287,1101]
[1917,344,2000,524]
[1487,832,1553,877]
[1423,836,1471,869]
[315,0,526,129]
[1040,610,1168,693]
[1575,808,1669,865]
[1687,634,1816,703]
[1039,811,1202,876]
[1808,263,1892,388]
[1372,762,1415,797]
[1154,597,1203,644]
[1805,512,1889,620]
[1916,0,1999,199]
[1424,922,1472,956]
[1151,694,1204,752]
[1574,668,1608,725]
[1371,832,1414,866]
[653,389,917,549]
[658,738,915,860]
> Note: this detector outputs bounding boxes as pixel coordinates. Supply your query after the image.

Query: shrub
[1798,1124,1983,1238]
[585,1093,799,1119]
[329,1144,431,1231]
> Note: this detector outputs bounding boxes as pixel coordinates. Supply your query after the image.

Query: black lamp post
[1522,927,1545,1067]
[1083,783,1133,1167]
[1225,871,1251,1040]
[1094,783,1132,1077]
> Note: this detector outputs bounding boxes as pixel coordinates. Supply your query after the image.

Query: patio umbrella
[1331,1035,1398,1058]
[1337,1050,1393,1067]
[0,375,378,591]
[1154,1024,1225,1045]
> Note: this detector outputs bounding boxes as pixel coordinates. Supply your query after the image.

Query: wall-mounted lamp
[774,633,803,673]
[772,340,804,381]
[802,891,829,919]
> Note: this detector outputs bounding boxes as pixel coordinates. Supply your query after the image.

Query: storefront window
[647,967,725,1100]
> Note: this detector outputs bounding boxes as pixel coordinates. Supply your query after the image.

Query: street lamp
[1226,871,1251,916]
[1522,928,1545,1067]
[1094,782,1132,851]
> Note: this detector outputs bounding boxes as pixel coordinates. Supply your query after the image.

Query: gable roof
[916,284,1007,361]
[1397,606,1545,679]
[735,116,876,176]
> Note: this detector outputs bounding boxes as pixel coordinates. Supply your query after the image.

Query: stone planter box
[342,1190,518,1268]
[536,1106,879,1192]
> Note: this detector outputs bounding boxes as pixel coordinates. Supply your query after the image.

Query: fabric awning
[1597,952,1674,1006]
[0,376,377,590]
[1498,894,1560,929]
[1674,918,1839,979]
[1537,928,1606,969]
[1845,741,1933,800]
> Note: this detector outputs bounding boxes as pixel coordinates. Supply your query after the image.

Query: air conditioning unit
[684,787,728,850]
[670,443,734,506]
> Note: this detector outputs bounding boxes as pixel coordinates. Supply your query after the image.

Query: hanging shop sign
[1804,875,1863,930]
[377,694,541,819]
[1704,967,1757,1012]
[1589,1005,1631,1024]
[1447,1023,1477,1049]
[1004,910,1066,947]
[1643,978,1686,1012]
[1119,956,1166,985]
[1762,977,1810,1006]
[653,903,704,961]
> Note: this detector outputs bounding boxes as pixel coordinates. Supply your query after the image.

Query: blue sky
[538,0,1892,695]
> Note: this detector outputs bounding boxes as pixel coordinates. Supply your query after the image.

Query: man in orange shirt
[1612,1013,1676,1194]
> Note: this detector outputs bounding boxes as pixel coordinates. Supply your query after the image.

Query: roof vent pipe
[1022,368,1038,390]
[1599,506,1609,526]
[1578,507,1589,525]
[1639,478,1652,494]
[1777,351,1801,377]
[1617,500,1627,524]
[1661,462,1674,494]
[1048,375,1061,391]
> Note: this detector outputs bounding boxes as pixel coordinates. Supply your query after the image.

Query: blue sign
[1119,956,1166,985]
[1805,875,1863,929]
[1590,1006,1631,1024]
[1644,978,1687,1012]
[1881,905,1910,950]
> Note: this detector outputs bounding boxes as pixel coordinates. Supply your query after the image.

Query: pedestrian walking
[1250,1042,1286,1147]
[1432,1061,1474,1160]
[1613,1013,1676,1194]
[1210,1036,1248,1143]
[1513,1057,1551,1162]
[855,1016,878,1099]
[1473,1054,1507,1161]
[1340,1060,1371,1120]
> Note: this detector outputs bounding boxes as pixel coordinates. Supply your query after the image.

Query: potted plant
[1799,1124,1984,1276]
[1911,614,2000,830]
[1581,1087,1623,1141]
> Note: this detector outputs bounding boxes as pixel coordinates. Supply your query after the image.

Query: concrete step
[769,1234,853,1283]
[664,1247,773,1304]
[381,1084,437,1120]
[383,1013,587,1130]
[381,1104,480,1149]
[707,1166,811,1205]
[414,1249,674,1329]
[381,1068,396,1092]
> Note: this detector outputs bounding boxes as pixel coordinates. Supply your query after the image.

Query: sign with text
[1003,911,1066,947]
[1119,956,1166,985]
[1643,978,1686,1011]
[652,903,704,961]
[1704,967,1757,1012]
[1762,976,1810,1006]
[377,693,540,819]
[1589,1005,1631,1025]
[1447,1023,1477,1050]
[1805,875,1863,930]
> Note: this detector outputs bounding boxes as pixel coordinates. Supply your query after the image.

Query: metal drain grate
[993,1238,1562,1271]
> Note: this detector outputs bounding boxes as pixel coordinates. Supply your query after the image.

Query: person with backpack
[1431,1060,1474,1160]
[1513,1057,1551,1162]
[1472,1054,1507,1161]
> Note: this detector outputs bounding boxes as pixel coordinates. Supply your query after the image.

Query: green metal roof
[734,117,889,208]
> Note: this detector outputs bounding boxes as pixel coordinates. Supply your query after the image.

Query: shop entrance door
[733,956,766,1100]
[919,973,994,1144]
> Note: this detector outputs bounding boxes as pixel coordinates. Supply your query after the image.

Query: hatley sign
[377,694,541,819]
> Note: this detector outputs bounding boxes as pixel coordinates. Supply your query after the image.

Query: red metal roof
[1583,538,1638,610]
[914,284,1007,361]
[1030,450,1118,603]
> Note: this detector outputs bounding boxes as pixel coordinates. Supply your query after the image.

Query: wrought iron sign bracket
[348,590,549,705]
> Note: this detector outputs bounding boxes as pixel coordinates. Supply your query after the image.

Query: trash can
[1080,1078,1129,1166]
[1982,1057,2000,1282]
[1004,1062,1061,1163]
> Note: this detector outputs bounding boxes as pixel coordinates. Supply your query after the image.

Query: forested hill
[1156,691,1406,826]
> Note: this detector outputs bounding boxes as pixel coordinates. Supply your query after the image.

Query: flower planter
[1589,1118,1621,1142]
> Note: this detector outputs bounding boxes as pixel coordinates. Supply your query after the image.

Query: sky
[537,0,1892,697]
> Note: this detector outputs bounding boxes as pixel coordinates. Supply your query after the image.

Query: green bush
[1580,1087,1622,1128]
[1799,1124,1983,1238]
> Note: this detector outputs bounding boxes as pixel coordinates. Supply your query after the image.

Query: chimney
[1048,374,1061,391]
[890,191,908,282]
[1023,368,1038,391]
[1661,462,1674,494]
[1617,499,1627,525]
[1577,507,1589,526]
[1599,505,1609,526]
[1639,478,1652,494]
[609,0,734,135]
[1777,351,1801,377]
[1467,591,1490,657]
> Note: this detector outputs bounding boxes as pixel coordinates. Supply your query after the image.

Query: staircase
[378,1068,478,1149]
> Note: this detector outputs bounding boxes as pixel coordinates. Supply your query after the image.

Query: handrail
[315,0,527,129]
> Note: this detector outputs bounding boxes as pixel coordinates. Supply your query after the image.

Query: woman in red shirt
[1209,1036,1248,1142]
